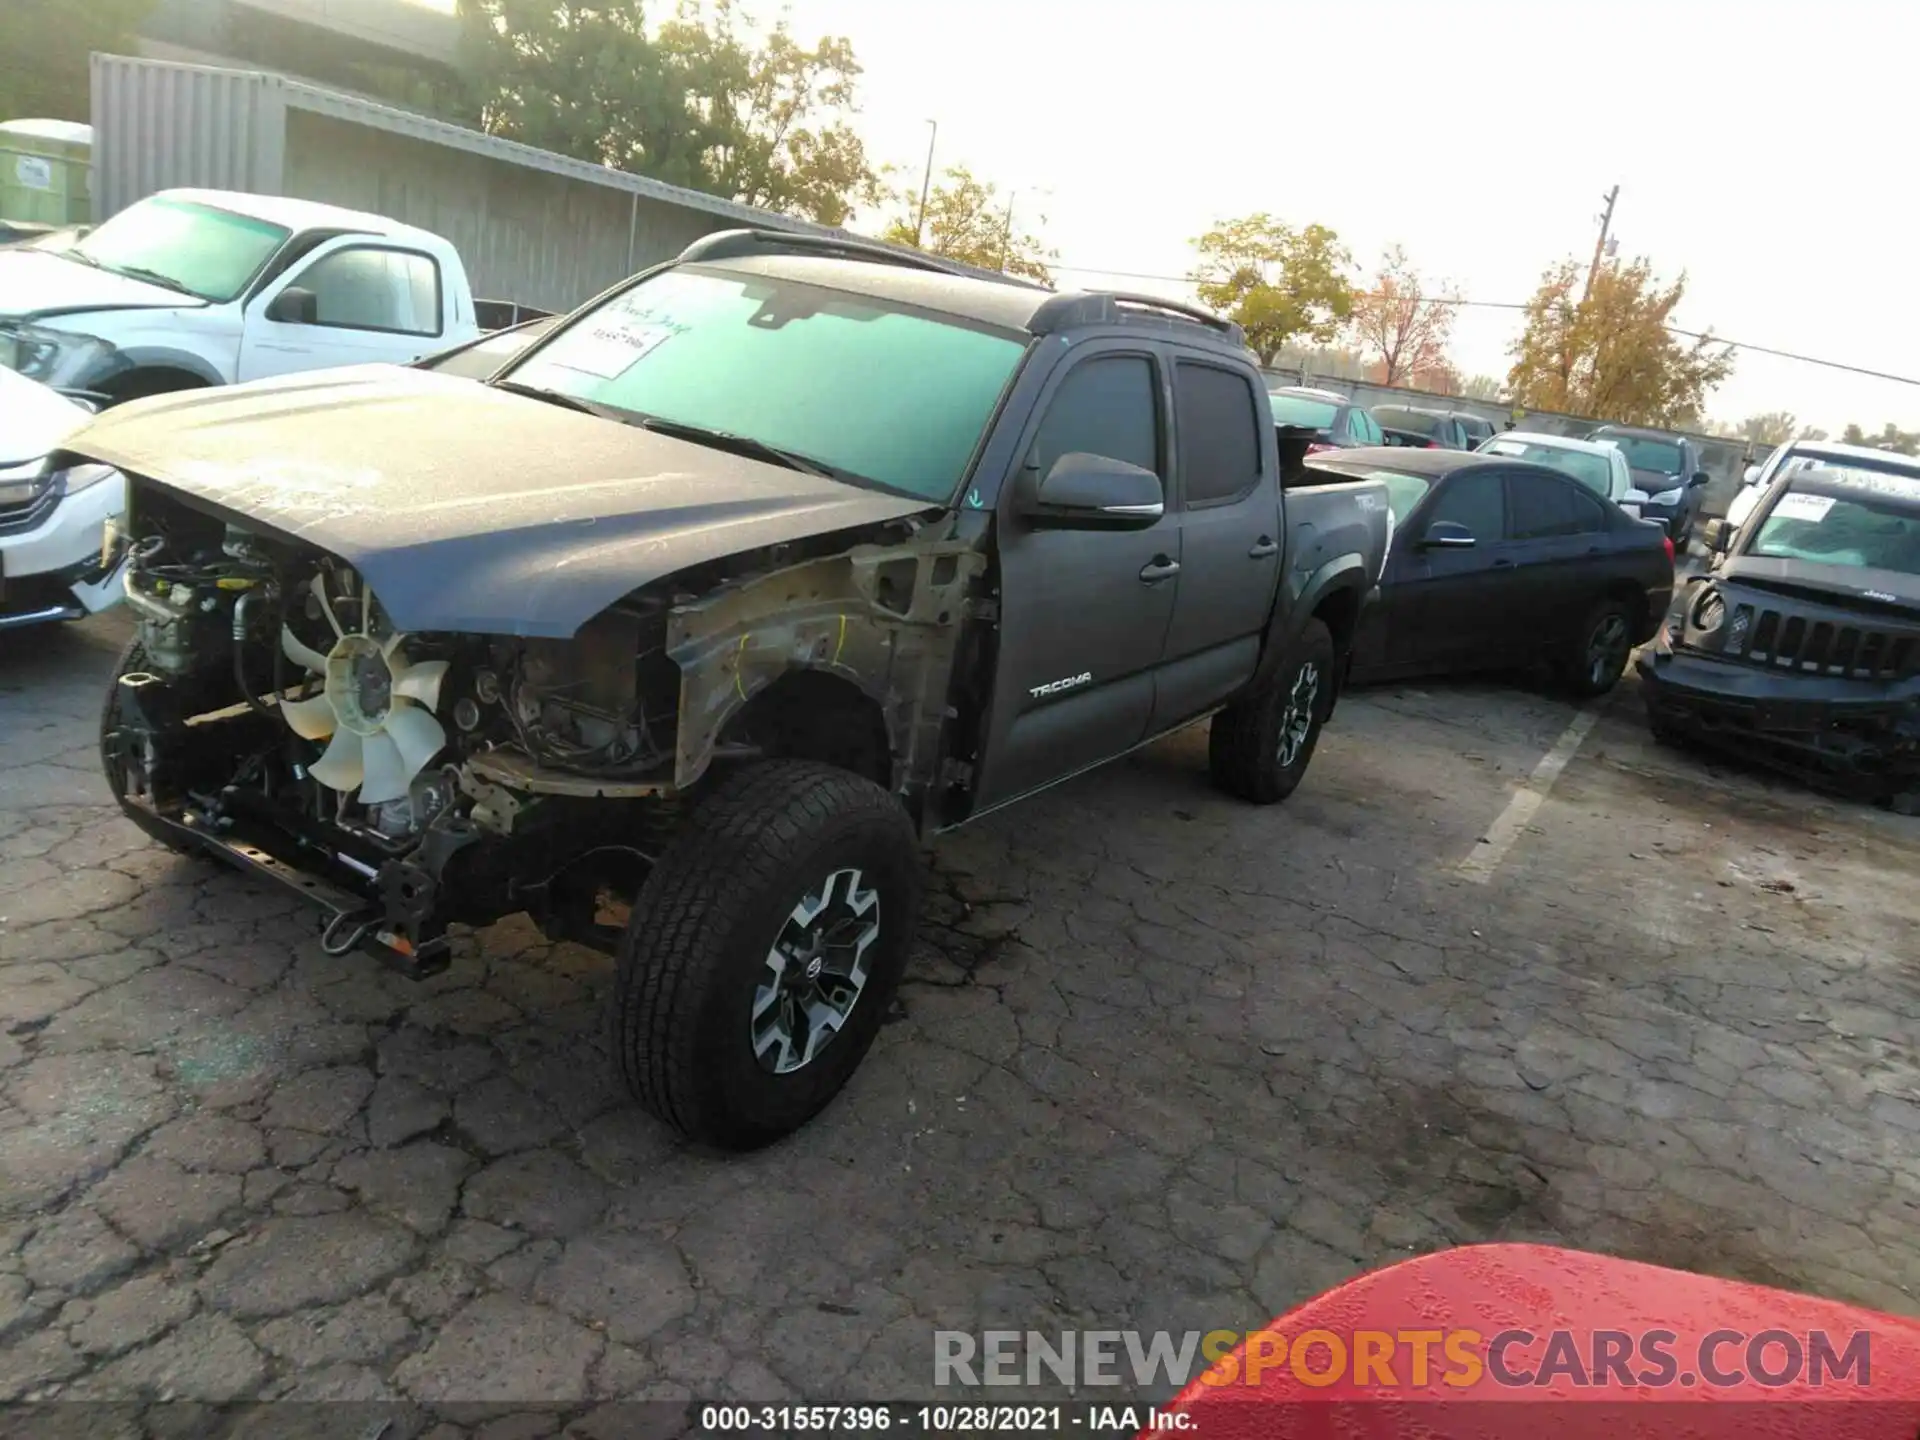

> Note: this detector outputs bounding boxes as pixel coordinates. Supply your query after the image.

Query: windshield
[1269,393,1338,429]
[502,268,1027,502]
[1606,435,1685,476]
[73,196,291,302]
[1749,473,1920,576]
[1483,440,1612,497]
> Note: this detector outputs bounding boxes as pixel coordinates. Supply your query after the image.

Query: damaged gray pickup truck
[70,230,1390,1148]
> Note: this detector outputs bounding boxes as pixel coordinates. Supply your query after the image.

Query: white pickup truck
[0,189,482,403]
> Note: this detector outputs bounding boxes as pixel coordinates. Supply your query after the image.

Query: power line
[1046,263,1920,387]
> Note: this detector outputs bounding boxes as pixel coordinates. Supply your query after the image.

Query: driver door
[1392,467,1515,672]
[239,238,447,382]
[972,345,1180,808]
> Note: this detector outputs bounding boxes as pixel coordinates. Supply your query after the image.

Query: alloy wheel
[1278,661,1322,769]
[1587,614,1631,688]
[751,867,881,1075]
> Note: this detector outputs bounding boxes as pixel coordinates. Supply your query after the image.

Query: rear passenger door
[1504,469,1613,649]
[1152,356,1283,730]
[975,347,1179,807]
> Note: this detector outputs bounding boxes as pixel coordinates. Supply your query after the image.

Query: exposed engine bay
[109,487,690,973]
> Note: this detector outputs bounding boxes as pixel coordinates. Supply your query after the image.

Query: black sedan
[1312,449,1675,696]
[1268,386,1385,451]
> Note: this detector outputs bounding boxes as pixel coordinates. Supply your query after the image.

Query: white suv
[0,367,126,631]
[1724,438,1920,543]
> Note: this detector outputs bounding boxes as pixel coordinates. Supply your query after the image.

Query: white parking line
[1457,706,1604,884]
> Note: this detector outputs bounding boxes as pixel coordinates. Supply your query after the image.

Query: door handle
[1139,557,1181,583]
[1247,538,1279,559]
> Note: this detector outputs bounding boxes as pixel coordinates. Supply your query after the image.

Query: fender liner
[1249,552,1375,713]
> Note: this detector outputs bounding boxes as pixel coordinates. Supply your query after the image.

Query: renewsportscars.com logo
[934,1327,1873,1390]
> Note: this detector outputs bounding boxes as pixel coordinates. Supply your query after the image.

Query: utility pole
[1000,191,1016,269]
[1582,184,1620,303]
[913,119,938,248]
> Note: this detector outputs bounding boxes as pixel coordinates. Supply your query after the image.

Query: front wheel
[1208,618,1335,805]
[1562,597,1635,698]
[609,760,921,1150]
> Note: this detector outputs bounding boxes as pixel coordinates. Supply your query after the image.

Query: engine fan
[279,575,450,806]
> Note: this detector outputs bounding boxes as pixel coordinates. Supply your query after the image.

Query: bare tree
[1348,245,1457,386]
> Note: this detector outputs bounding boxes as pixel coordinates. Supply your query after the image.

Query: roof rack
[677,227,972,279]
[1029,291,1245,347]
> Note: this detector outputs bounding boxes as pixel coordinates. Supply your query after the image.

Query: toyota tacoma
[67,229,1391,1148]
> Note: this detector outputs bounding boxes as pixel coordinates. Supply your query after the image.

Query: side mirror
[1742,465,1761,486]
[1419,521,1476,550]
[1016,452,1164,530]
[1702,518,1732,554]
[1690,471,1711,488]
[266,286,319,325]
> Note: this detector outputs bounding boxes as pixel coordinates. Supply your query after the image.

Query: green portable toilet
[0,119,93,227]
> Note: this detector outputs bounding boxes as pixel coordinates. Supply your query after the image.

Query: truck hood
[0,248,196,323]
[67,365,938,637]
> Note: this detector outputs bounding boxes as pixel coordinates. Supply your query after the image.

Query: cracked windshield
[2,0,1919,1434]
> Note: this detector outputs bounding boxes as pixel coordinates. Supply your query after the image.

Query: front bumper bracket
[128,796,453,979]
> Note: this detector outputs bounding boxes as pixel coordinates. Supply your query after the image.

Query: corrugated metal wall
[89,54,1033,313]
[281,111,719,312]
[90,56,285,217]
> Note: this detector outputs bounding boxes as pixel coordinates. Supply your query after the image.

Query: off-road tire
[99,638,196,854]
[1208,618,1335,805]
[610,760,921,1150]
[1561,597,1636,698]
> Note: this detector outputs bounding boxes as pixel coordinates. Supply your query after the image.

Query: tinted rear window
[1269,393,1339,429]
[1377,408,1440,436]
[1606,435,1685,475]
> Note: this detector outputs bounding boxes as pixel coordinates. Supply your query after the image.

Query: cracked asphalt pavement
[3,612,1918,1429]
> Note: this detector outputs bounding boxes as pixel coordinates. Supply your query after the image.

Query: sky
[406,0,1918,434]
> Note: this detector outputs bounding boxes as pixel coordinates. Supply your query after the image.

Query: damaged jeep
[70,229,1390,1148]
[1640,454,1920,808]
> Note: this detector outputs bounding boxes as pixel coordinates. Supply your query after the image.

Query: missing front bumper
[1638,650,1920,795]
[125,795,454,978]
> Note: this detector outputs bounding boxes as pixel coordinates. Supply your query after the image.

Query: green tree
[1840,422,1920,455]
[1737,411,1799,446]
[0,0,152,124]
[880,165,1055,284]
[459,0,880,225]
[1189,214,1354,365]
[1506,256,1734,427]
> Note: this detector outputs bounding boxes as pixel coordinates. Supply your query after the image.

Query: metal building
[88,54,887,315]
